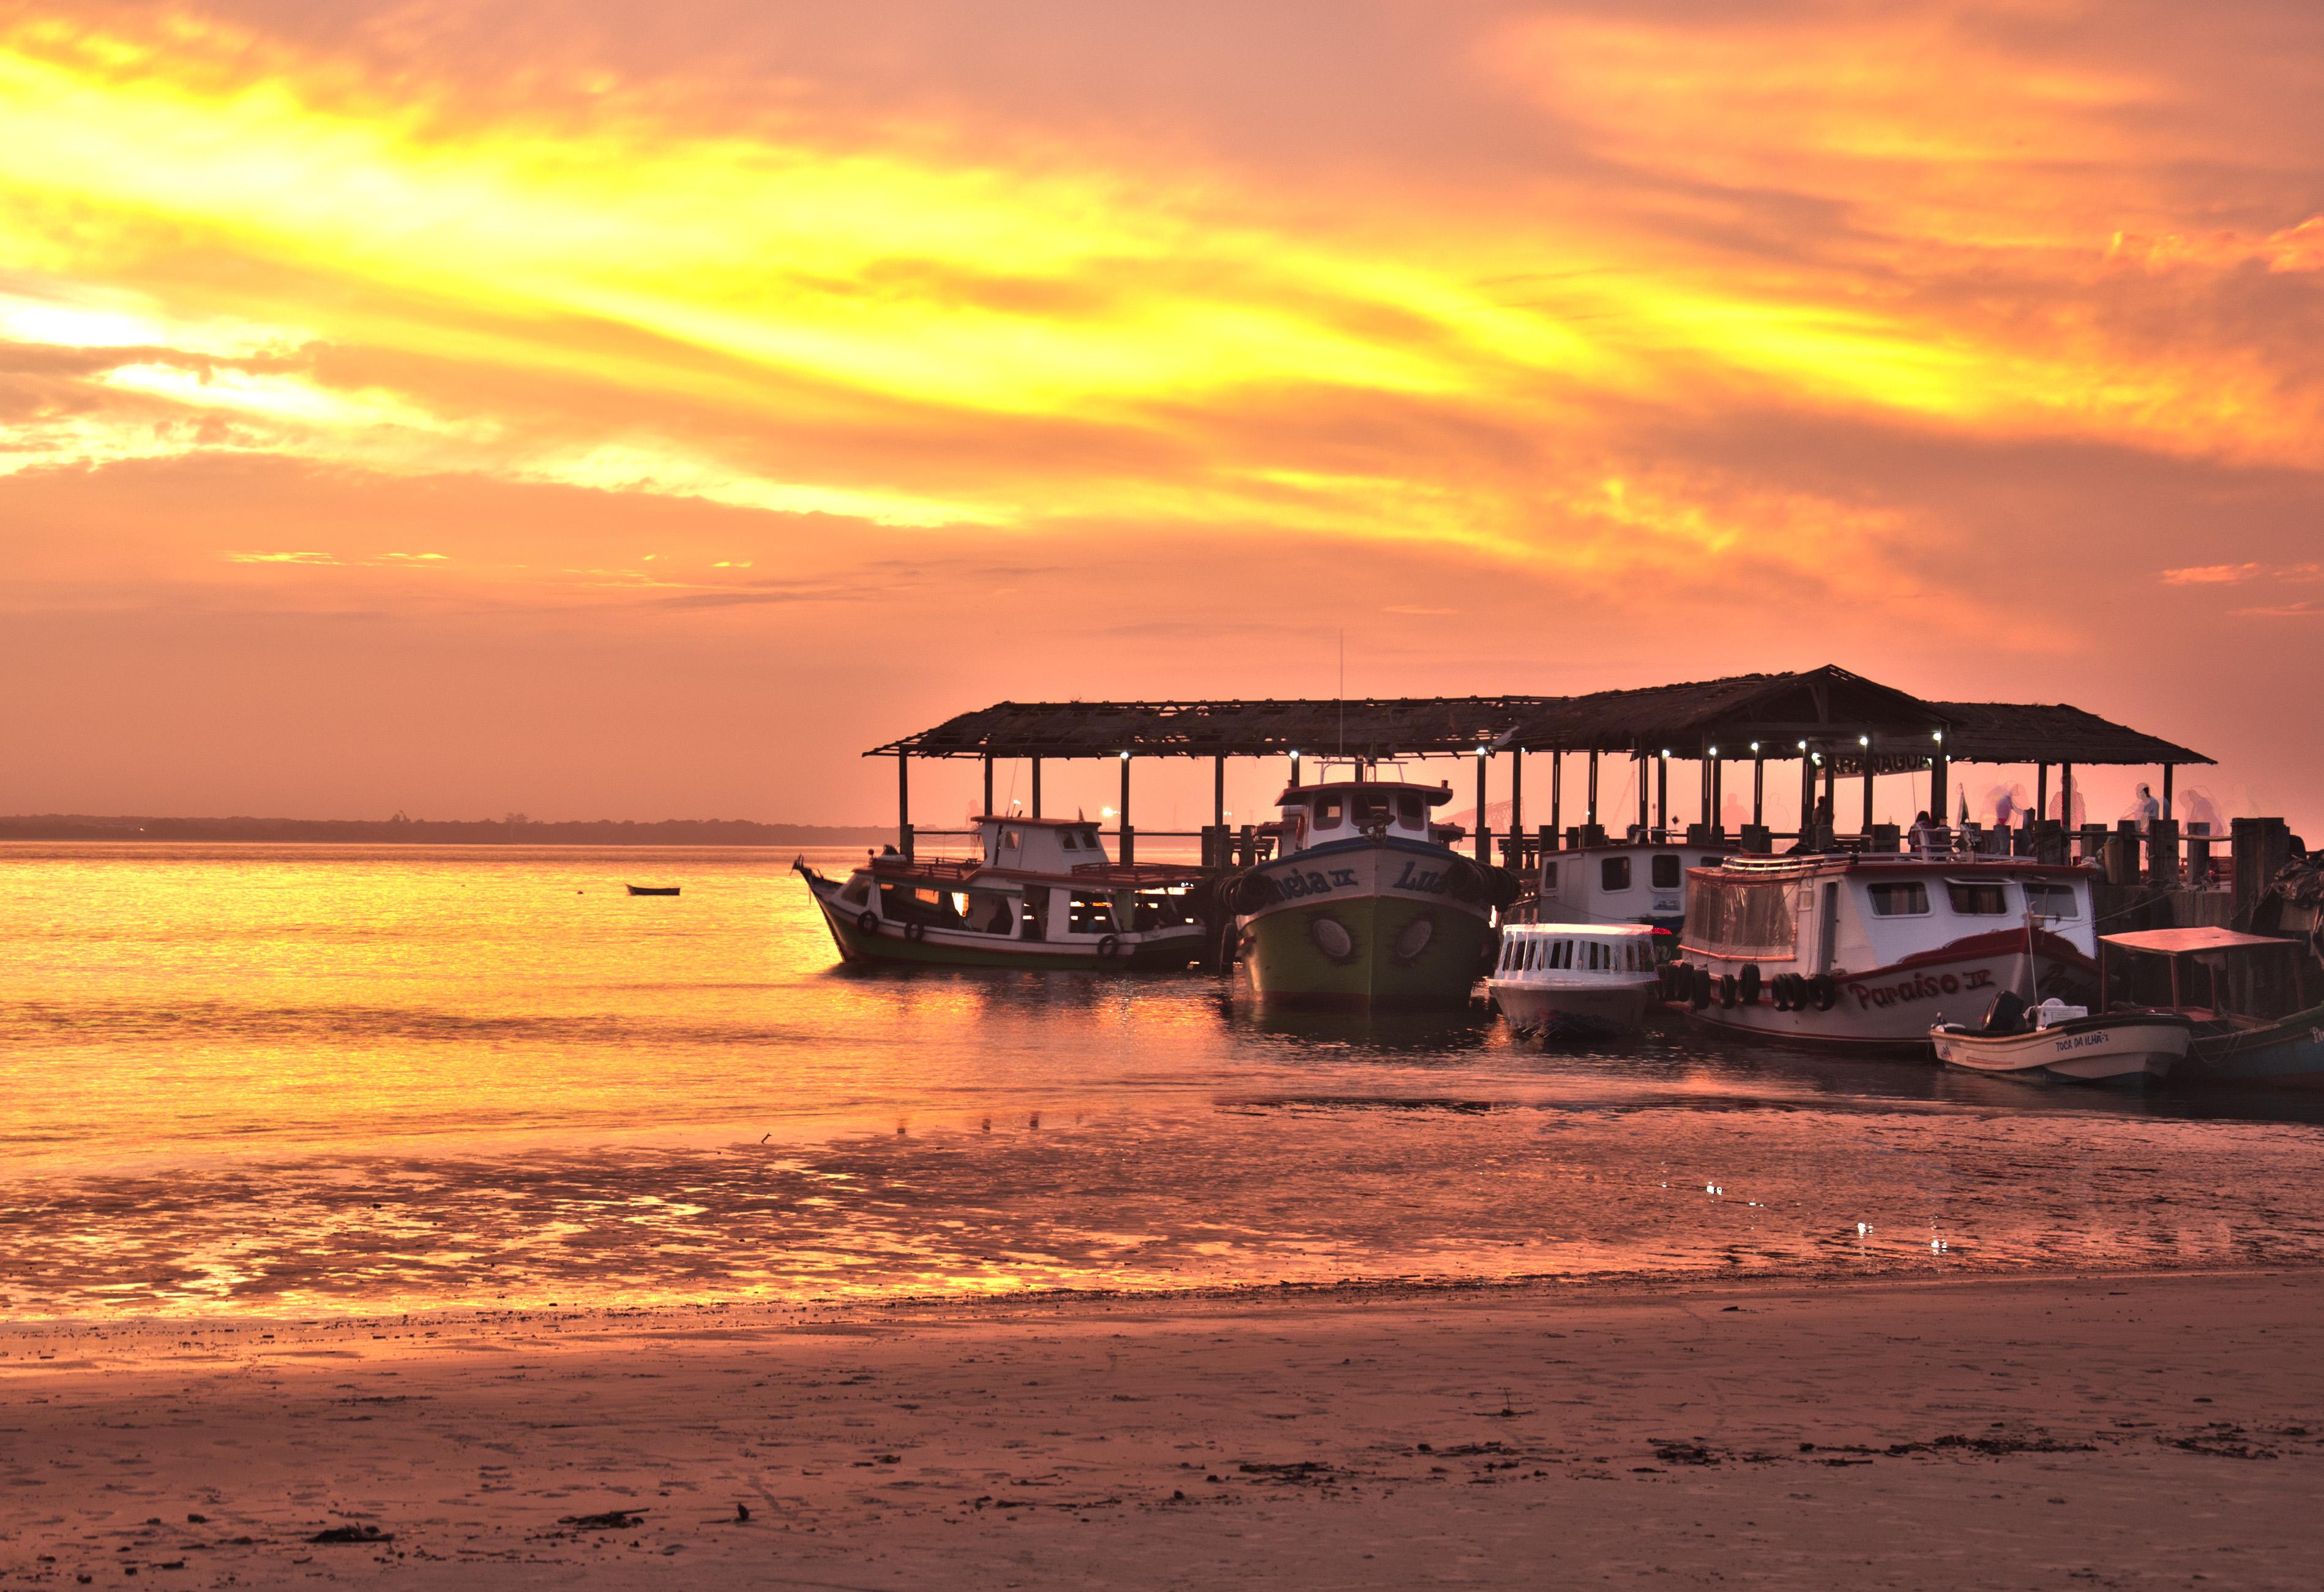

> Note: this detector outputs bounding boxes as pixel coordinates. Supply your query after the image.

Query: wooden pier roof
[1926,700,2210,767]
[872,666,2209,767]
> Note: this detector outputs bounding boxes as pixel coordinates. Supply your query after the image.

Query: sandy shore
[4,1270,2322,1588]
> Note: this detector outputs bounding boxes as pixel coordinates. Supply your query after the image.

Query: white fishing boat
[1665,853,2101,1051]
[1523,837,1736,932]
[1930,993,2191,1085]
[1489,923,1668,1037]
[794,816,1209,970]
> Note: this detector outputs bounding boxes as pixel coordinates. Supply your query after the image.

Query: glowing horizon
[4,1,2322,830]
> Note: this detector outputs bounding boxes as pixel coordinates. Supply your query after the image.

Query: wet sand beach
[6,1268,2322,1589]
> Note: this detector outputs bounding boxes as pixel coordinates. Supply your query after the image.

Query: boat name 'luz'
[1390,860,1455,895]
[1849,968,1995,1011]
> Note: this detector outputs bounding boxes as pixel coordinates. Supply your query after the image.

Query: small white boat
[1930,992,2191,1086]
[1490,922,1667,1037]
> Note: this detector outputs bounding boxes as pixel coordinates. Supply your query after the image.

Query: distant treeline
[0,815,895,847]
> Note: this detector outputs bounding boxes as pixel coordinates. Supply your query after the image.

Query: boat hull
[2186,1007,2324,1090]
[1678,935,2093,1053]
[804,878,1203,971]
[1236,839,1494,1011]
[1931,1014,2190,1085]
[1491,977,1655,1037]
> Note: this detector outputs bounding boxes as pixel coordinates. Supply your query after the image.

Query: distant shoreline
[0,815,895,847]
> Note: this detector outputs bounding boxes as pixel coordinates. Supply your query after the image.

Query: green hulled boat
[1229,778,1511,1010]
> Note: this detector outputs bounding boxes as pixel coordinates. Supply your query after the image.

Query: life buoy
[1444,861,1486,904]
[1096,935,1121,960]
[1232,873,1276,914]
[1485,867,1522,910]
[1689,963,1712,1011]
[1738,964,1762,1006]
[1774,973,1798,1011]
[855,909,880,935]
[1717,974,1738,1009]
[1808,973,1839,1012]
[904,921,926,942]
[1661,962,1684,1000]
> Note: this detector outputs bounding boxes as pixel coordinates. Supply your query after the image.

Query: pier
[870,665,2249,906]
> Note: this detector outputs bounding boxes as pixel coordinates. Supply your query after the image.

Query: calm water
[6,842,2323,1321]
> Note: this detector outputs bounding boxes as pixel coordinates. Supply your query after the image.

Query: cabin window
[880,881,963,927]
[1067,894,1118,933]
[1652,854,1683,889]
[1059,830,1078,850]
[1004,829,1022,850]
[1353,793,1391,825]
[1601,856,1632,892]
[1316,796,1346,828]
[1684,877,1799,959]
[1868,883,1930,916]
[2025,882,2080,920]
[959,891,1014,935]
[840,878,870,907]
[1542,861,1558,891]
[1946,880,2010,915]
[1397,794,1424,827]
[1080,827,1102,850]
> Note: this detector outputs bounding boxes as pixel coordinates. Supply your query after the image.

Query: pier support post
[2161,763,2174,821]
[1214,755,1226,828]
[2035,763,2049,827]
[1550,750,1563,849]
[1752,749,1764,828]
[1861,761,1875,839]
[1930,741,1948,829]
[1475,746,1490,864]
[1290,750,1302,790]
[2061,762,2075,831]
[1118,752,1132,866]
[1509,750,1524,869]
[1655,751,1667,837]
[1799,748,1814,836]
[1637,752,1649,839]
[1586,750,1599,828]
[1702,752,1714,833]
[897,753,913,860]
[982,756,993,819]
[1031,757,1042,819]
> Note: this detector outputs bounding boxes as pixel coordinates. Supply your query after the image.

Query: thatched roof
[1927,700,2210,767]
[872,666,2208,768]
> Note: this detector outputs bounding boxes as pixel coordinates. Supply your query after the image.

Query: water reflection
[3,842,2322,1320]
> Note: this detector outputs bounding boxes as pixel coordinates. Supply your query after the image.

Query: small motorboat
[1930,990,2190,1085]
[626,884,681,897]
[1490,922,1667,1037]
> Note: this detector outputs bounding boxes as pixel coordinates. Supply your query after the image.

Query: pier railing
[897,817,2263,898]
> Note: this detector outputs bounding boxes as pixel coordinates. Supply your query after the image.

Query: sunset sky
[6,1,2321,832]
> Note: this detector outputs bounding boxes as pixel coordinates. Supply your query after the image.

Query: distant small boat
[626,884,681,897]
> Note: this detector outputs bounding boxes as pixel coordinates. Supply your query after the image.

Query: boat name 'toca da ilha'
[1661,852,2101,1050]
[793,816,1209,970]
[1225,777,1519,1010]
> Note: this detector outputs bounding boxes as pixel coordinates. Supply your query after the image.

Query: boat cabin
[975,814,1116,872]
[1274,780,1455,855]
[1494,922,1666,979]
[1682,855,2101,977]
[1529,840,1734,933]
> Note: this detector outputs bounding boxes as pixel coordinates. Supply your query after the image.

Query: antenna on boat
[1337,628,1345,758]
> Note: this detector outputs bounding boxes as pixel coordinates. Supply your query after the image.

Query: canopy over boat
[2100,927,2285,955]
